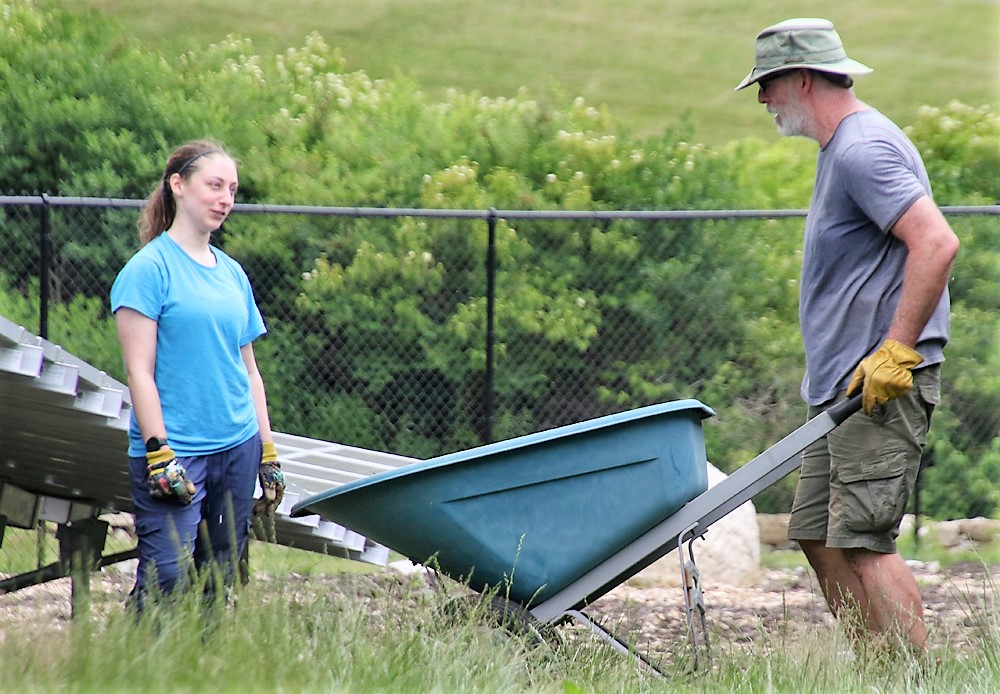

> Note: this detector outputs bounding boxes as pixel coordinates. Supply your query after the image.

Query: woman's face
[172,154,239,232]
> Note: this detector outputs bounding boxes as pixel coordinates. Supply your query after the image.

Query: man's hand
[846,339,925,416]
[146,446,196,504]
[253,441,285,516]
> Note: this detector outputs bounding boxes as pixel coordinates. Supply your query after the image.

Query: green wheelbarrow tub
[291,399,714,605]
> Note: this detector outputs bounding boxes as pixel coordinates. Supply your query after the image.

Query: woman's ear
[167,172,184,197]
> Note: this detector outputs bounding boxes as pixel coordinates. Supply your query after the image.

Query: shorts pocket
[836,447,910,534]
[916,373,941,407]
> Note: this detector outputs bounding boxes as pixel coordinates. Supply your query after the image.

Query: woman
[111,140,284,609]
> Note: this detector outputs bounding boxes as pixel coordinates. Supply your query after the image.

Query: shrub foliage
[1,0,997,518]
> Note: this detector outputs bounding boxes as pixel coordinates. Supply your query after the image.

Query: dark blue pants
[128,433,260,609]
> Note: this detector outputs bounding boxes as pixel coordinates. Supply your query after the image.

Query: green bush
[904,101,1000,205]
[2,0,996,518]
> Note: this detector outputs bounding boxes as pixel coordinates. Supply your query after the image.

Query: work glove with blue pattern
[146,445,196,505]
[253,441,285,516]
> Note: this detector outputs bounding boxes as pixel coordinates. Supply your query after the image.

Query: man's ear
[797,69,815,92]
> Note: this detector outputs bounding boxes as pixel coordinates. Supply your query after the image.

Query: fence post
[38,194,51,339]
[36,194,52,570]
[483,208,498,445]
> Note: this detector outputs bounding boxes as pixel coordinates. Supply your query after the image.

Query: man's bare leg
[799,540,873,638]
[844,547,927,654]
[800,540,927,654]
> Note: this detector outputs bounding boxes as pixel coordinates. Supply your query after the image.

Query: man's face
[757,70,809,137]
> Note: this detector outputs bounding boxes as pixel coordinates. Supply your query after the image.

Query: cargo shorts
[787,364,940,554]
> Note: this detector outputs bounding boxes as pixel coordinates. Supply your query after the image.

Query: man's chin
[776,119,804,138]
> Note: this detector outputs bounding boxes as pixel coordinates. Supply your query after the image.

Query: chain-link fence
[2,197,998,577]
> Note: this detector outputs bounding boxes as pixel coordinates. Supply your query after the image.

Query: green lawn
[70,0,999,145]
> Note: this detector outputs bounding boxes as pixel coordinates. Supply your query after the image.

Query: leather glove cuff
[880,339,924,369]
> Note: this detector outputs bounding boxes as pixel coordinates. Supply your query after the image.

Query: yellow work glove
[845,339,924,416]
[252,441,285,516]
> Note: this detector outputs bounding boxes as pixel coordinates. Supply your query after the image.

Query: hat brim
[734,58,872,91]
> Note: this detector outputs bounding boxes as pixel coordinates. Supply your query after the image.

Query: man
[735,19,959,654]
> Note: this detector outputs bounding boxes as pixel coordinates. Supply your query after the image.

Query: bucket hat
[735,18,872,90]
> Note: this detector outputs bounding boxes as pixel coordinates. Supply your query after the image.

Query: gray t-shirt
[799,109,950,405]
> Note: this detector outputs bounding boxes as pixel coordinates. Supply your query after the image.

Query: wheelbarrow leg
[548,525,710,679]
[563,609,669,679]
[678,523,710,671]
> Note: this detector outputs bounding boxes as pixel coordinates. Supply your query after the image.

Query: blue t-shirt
[799,109,950,405]
[111,233,266,457]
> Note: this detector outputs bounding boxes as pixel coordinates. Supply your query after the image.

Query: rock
[959,517,1000,544]
[388,559,429,578]
[898,513,916,538]
[99,512,136,530]
[628,463,760,588]
[934,520,963,548]
[757,513,795,549]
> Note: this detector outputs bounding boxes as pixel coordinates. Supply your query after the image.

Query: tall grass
[2,549,998,692]
[0,570,654,692]
[66,0,999,145]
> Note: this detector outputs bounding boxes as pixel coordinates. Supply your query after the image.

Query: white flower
[938,117,959,132]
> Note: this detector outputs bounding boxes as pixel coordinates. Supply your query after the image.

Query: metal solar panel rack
[0,314,413,606]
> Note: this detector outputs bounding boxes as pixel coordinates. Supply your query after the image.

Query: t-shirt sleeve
[234,263,266,346]
[110,253,166,320]
[838,139,927,233]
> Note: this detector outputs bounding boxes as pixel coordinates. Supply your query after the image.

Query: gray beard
[775,99,809,138]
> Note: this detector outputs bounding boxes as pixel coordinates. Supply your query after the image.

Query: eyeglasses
[757,75,782,94]
[758,69,800,94]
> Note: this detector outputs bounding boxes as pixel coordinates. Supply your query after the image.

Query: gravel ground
[596,560,999,664]
[2,557,997,662]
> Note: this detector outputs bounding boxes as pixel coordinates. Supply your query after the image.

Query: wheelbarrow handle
[827,393,863,426]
